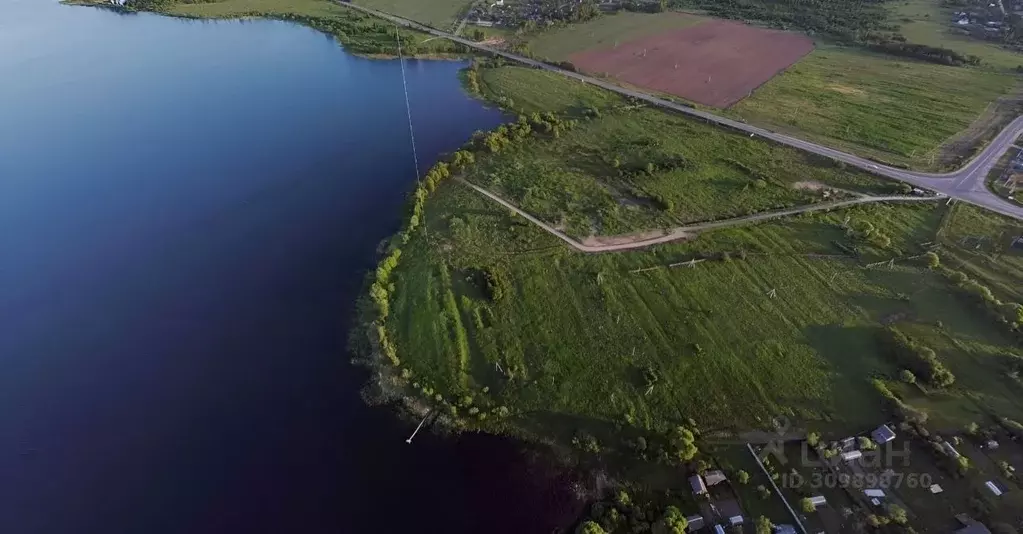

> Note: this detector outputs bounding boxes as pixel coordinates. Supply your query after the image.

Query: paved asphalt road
[341,2,1023,221]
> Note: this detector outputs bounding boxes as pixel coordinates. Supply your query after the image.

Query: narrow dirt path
[457,178,943,253]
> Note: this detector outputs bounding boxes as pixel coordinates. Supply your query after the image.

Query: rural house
[690,474,707,495]
[871,424,896,444]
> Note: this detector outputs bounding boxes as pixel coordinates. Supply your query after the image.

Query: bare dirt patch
[828,84,866,96]
[580,228,692,247]
[568,20,814,108]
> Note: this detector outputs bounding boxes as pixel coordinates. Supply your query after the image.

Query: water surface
[0,2,580,532]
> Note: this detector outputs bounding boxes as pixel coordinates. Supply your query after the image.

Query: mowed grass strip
[731,46,1020,169]
[525,11,705,60]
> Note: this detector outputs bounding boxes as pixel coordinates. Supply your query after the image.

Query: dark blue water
[0,2,581,532]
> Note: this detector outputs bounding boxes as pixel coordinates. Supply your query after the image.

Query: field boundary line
[456,178,942,253]
[747,442,808,534]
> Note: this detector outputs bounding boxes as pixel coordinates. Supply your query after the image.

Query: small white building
[986,480,1004,496]
[808,495,827,508]
[864,488,886,499]
[942,441,962,459]
[729,516,744,526]
[686,515,705,531]
[704,470,728,486]
[714,525,726,534]
[841,450,863,462]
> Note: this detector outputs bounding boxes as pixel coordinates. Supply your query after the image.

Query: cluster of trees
[668,425,699,463]
[866,39,982,66]
[265,12,458,56]
[668,0,891,42]
[848,220,893,250]
[942,267,1023,337]
[877,327,956,388]
[576,492,699,534]
[872,379,928,424]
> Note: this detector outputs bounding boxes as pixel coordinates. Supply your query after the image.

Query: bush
[900,369,917,384]
[878,327,955,388]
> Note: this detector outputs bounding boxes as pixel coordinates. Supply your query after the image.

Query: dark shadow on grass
[803,323,890,430]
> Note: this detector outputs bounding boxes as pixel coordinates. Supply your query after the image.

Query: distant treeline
[662,0,983,66]
[866,39,982,66]
[668,0,891,41]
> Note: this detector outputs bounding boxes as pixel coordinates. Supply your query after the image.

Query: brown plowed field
[568,20,814,108]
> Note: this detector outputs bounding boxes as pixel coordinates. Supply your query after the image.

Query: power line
[396,27,421,180]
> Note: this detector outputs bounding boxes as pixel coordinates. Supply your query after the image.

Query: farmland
[567,20,814,108]
[525,11,705,60]
[352,0,470,29]
[470,65,898,238]
[729,46,1021,169]
[159,0,462,55]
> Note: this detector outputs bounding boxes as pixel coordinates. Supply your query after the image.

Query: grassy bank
[360,58,1023,456]
[70,0,465,57]
[353,0,471,30]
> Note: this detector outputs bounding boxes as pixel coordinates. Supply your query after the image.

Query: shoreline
[61,0,475,60]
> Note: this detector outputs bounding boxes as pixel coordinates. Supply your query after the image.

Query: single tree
[800,497,817,514]
[900,369,917,384]
[737,470,751,484]
[925,251,940,269]
[887,504,908,525]
[576,520,606,534]
[755,516,773,534]
[651,506,687,534]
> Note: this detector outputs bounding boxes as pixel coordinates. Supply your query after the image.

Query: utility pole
[406,411,431,444]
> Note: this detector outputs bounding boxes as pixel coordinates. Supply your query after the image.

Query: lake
[0,2,581,532]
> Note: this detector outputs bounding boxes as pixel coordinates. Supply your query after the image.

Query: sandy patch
[828,84,866,96]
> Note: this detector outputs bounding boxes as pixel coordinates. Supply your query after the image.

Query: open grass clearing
[524,11,705,61]
[894,0,1023,72]
[353,0,471,29]
[730,46,1021,169]
[164,0,461,55]
[473,66,898,238]
[386,179,1023,442]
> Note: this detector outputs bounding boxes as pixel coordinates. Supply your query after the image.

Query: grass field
[730,46,1020,169]
[473,66,898,237]
[894,0,1023,72]
[525,11,705,60]
[384,176,1023,443]
[354,0,470,29]
[162,0,460,55]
